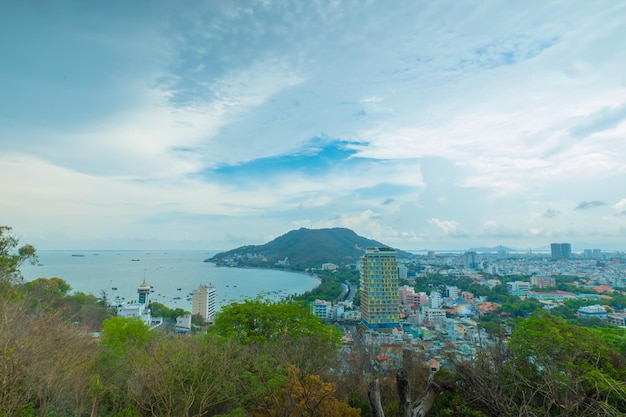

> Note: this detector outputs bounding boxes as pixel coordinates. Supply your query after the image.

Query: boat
[71,254,85,257]
[111,287,118,290]
[131,259,140,262]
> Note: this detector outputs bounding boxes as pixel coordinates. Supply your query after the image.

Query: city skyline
[1,2,625,251]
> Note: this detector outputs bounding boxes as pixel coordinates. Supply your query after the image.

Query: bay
[21,250,319,311]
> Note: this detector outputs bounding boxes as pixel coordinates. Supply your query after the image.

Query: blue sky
[1,1,626,251]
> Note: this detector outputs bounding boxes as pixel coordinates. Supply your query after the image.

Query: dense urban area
[1,226,625,417]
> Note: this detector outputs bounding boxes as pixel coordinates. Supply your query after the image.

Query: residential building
[399,285,421,307]
[423,306,446,325]
[530,275,556,288]
[310,299,332,320]
[507,281,531,296]
[461,291,474,303]
[607,312,626,327]
[176,314,192,333]
[192,284,217,322]
[446,286,460,300]
[429,291,443,309]
[398,265,408,279]
[577,304,607,320]
[526,290,576,301]
[359,247,400,331]
[551,243,571,260]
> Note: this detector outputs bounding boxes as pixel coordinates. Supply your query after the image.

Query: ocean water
[21,250,319,311]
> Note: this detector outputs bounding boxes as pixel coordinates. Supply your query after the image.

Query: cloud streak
[575,201,606,210]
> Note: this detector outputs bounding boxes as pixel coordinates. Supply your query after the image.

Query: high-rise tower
[551,243,571,260]
[463,251,479,270]
[192,284,217,322]
[359,247,399,331]
[137,279,150,305]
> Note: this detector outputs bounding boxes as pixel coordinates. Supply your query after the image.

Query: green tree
[100,317,151,355]
[212,298,340,345]
[211,299,343,414]
[127,335,233,416]
[0,226,37,282]
[507,312,626,415]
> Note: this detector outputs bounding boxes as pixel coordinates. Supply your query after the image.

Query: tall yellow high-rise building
[192,284,217,322]
[359,247,399,331]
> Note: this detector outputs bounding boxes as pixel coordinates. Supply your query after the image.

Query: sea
[20,250,319,312]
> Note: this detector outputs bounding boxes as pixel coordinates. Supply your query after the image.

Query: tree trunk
[367,379,386,417]
[368,368,442,417]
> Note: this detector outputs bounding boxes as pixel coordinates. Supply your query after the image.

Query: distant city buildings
[583,249,603,259]
[192,284,217,322]
[463,251,479,270]
[321,263,338,271]
[359,247,400,331]
[551,243,572,260]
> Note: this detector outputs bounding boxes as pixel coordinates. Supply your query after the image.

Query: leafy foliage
[211,298,341,344]
[254,365,361,416]
[0,226,37,282]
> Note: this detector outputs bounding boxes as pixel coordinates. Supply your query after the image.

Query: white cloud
[613,198,626,213]
[2,1,626,250]
[428,218,469,237]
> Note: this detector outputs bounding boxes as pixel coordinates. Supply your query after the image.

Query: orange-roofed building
[593,285,614,294]
[478,302,500,314]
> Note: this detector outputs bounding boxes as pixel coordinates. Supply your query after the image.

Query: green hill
[206,227,412,268]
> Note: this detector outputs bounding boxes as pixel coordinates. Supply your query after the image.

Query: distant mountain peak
[206,227,411,267]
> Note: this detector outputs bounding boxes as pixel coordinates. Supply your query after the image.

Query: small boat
[71,254,85,257]
[112,287,118,290]
[177,288,182,291]
[131,259,140,262]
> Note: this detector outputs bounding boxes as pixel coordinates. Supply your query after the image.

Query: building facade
[507,281,531,296]
[360,247,400,330]
[463,251,479,270]
[192,284,217,322]
[577,304,607,320]
[551,243,572,260]
[310,299,332,320]
[530,275,556,288]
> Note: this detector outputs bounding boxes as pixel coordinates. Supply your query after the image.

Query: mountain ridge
[206,227,412,268]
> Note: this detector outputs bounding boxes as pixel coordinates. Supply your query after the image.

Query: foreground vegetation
[1,227,625,416]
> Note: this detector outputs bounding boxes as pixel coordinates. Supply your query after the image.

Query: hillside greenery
[207,227,412,268]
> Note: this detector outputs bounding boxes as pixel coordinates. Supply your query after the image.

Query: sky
[1,1,626,252]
